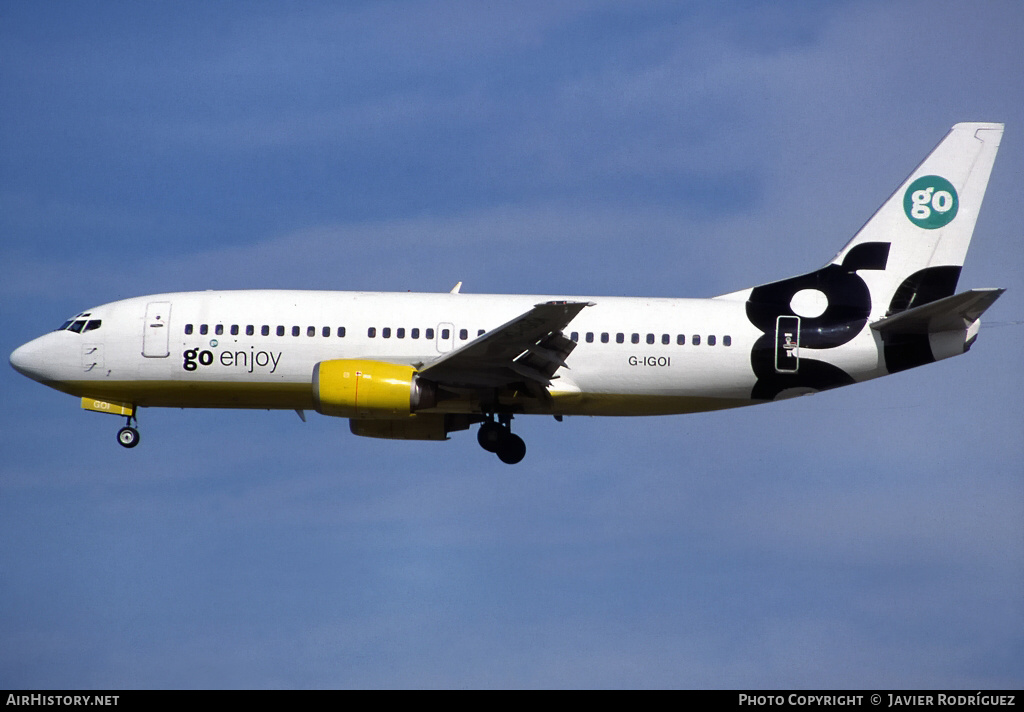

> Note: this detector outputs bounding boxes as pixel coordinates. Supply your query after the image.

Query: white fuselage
[11,288,888,417]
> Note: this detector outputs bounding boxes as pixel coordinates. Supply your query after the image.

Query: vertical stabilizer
[833,122,1003,319]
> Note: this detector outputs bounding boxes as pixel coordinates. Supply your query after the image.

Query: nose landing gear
[117,415,140,449]
[477,414,526,464]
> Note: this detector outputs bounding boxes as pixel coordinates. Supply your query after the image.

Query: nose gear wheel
[116,414,140,448]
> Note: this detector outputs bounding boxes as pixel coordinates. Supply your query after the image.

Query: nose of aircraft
[10,337,49,382]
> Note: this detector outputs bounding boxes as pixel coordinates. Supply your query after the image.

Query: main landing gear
[477,414,526,465]
[117,415,140,449]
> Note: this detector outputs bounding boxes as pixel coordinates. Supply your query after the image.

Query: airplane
[9,122,1005,464]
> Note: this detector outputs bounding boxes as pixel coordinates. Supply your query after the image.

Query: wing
[418,300,592,397]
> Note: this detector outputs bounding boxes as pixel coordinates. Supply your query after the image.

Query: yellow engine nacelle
[312,359,437,418]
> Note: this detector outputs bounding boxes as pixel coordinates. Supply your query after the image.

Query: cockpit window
[57,317,102,333]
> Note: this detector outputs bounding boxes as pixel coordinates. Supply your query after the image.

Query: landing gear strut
[117,415,140,449]
[477,414,526,464]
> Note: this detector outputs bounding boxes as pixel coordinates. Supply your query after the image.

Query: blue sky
[2,0,1022,688]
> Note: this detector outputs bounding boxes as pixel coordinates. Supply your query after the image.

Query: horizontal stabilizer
[870,288,1005,335]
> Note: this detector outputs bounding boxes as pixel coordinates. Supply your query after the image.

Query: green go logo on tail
[904,175,958,229]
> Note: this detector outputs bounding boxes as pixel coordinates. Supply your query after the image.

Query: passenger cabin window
[292,326,300,337]
[723,335,732,346]
[662,334,670,345]
[570,332,579,342]
[322,326,330,337]
[585,332,594,343]
[601,332,609,343]
[616,333,624,344]
[441,328,450,339]
[277,326,285,336]
[631,333,639,344]
[646,333,655,344]
[200,325,208,335]
[231,325,239,336]
[185,324,193,335]
[692,334,701,346]
[677,334,685,345]
[459,329,468,340]
[307,326,315,337]
[368,327,376,338]
[426,328,435,339]
[337,327,346,337]
[383,327,391,338]
[412,328,420,339]
[262,325,270,336]
[708,335,716,346]
[247,325,254,336]
[397,328,405,339]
